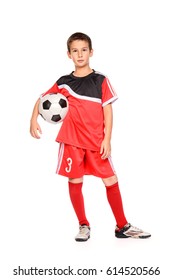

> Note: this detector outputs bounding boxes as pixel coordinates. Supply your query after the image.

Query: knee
[68,177,83,184]
[102,175,118,187]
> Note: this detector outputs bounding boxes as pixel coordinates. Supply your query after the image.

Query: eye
[82,48,88,52]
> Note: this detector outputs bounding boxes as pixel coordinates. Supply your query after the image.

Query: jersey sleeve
[101,77,118,107]
[40,82,69,98]
[41,82,60,98]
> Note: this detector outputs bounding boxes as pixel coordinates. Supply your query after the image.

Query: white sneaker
[115,223,151,238]
[75,225,90,242]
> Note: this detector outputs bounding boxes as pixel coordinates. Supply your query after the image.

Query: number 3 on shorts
[65,157,73,173]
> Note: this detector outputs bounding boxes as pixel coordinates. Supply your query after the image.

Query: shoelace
[130,225,142,232]
[79,226,89,234]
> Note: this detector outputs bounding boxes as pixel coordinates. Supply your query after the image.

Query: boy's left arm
[100,103,113,159]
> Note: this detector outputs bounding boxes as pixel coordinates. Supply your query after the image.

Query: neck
[73,66,93,77]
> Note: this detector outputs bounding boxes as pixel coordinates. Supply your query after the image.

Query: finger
[101,149,107,159]
[101,149,111,159]
[37,125,42,135]
[35,130,41,139]
[31,129,41,139]
[100,144,103,155]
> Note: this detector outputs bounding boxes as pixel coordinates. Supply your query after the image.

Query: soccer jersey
[42,70,118,151]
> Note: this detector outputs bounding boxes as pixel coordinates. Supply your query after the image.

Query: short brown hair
[67,32,92,52]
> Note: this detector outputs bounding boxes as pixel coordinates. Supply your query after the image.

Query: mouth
[77,60,84,63]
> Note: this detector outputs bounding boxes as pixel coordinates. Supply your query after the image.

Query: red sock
[68,182,89,226]
[106,182,127,228]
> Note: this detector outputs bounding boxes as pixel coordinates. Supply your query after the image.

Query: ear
[90,49,94,57]
[67,51,71,59]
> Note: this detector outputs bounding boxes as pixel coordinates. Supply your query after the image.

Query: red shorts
[56,143,116,178]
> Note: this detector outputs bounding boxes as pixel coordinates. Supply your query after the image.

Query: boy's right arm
[30,98,42,139]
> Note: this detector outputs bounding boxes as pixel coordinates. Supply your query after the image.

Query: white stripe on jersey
[95,74,118,107]
[56,143,64,174]
[102,96,118,107]
[108,155,116,174]
[95,71,117,98]
[59,84,102,103]
[106,77,117,97]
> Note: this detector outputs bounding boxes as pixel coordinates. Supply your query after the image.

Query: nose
[78,51,82,58]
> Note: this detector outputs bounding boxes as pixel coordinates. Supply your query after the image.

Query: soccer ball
[39,93,69,124]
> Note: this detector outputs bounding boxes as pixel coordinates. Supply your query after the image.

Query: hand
[100,138,111,160]
[30,119,42,139]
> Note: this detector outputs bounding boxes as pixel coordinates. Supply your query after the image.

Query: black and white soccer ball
[39,93,69,124]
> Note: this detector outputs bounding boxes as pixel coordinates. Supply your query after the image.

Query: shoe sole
[115,234,151,239]
[139,235,151,239]
[75,235,90,242]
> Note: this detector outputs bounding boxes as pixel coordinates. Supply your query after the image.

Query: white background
[0,0,173,279]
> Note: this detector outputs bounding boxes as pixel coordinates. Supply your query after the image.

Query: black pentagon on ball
[59,98,67,108]
[43,100,51,110]
[51,114,61,122]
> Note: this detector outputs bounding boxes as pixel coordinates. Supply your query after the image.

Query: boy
[30,32,151,241]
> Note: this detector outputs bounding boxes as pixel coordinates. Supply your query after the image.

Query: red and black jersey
[42,70,118,151]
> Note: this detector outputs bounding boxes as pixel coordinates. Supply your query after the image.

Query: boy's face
[67,40,93,68]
